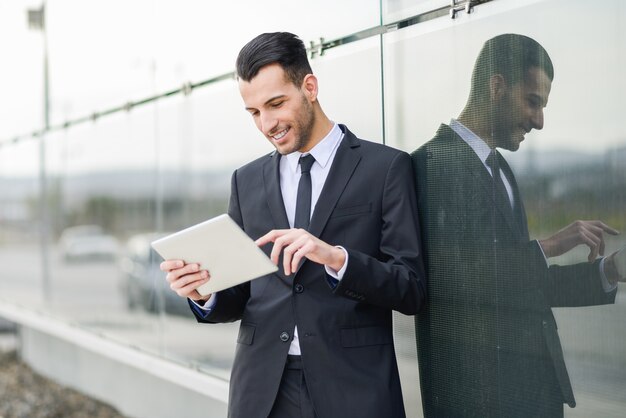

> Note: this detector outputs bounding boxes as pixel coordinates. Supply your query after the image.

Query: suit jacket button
[294,284,304,293]
[280,332,290,342]
[542,320,548,328]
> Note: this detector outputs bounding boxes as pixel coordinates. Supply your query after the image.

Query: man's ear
[301,74,319,102]
[489,74,507,101]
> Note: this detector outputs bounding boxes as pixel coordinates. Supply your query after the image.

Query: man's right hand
[160,259,211,302]
[538,220,619,262]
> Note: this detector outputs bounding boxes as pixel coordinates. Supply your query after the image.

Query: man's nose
[260,112,278,135]
[531,108,544,130]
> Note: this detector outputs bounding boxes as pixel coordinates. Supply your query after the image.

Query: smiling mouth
[272,128,289,141]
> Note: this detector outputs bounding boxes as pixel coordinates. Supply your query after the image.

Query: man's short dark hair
[469,33,554,102]
[236,32,313,86]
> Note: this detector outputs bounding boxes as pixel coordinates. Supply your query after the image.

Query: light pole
[28,2,51,301]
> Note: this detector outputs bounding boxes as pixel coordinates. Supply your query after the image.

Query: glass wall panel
[0,0,45,139]
[313,36,383,142]
[47,0,381,126]
[382,0,448,24]
[0,139,41,303]
[384,0,626,416]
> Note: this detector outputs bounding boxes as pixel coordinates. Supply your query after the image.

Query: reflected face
[492,67,552,151]
[239,63,315,155]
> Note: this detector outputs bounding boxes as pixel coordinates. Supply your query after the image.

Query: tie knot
[486,150,500,172]
[299,154,315,174]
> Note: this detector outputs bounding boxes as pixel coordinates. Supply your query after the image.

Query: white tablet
[151,214,278,296]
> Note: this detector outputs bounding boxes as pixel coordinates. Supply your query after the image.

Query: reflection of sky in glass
[0,0,379,138]
[383,0,626,154]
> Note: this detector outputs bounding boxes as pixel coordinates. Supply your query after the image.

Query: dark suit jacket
[411,124,616,418]
[191,125,426,418]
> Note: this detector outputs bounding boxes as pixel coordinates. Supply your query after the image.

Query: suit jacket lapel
[262,151,292,283]
[263,151,290,231]
[445,127,523,239]
[308,126,361,239]
[499,155,530,240]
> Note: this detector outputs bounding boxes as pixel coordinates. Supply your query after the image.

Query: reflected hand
[255,229,346,276]
[160,259,211,302]
[539,220,619,262]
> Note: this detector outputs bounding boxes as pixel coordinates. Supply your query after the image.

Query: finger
[291,240,315,273]
[582,223,607,256]
[170,270,210,293]
[283,236,308,275]
[598,221,619,235]
[160,259,184,272]
[599,234,606,257]
[270,234,290,265]
[580,230,601,262]
[271,229,305,265]
[255,229,289,246]
[588,221,620,236]
[165,263,201,283]
[584,222,615,241]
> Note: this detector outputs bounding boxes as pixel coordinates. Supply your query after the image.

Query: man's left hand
[256,229,346,275]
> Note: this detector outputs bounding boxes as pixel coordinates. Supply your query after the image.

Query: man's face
[239,63,315,155]
[491,67,552,151]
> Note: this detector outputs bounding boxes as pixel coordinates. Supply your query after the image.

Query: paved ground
[1,242,626,417]
[0,331,126,418]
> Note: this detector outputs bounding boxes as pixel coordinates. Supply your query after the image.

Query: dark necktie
[294,154,316,230]
[486,150,513,212]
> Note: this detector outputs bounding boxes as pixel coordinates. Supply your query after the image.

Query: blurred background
[0,0,624,417]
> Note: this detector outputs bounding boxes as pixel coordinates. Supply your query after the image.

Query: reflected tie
[486,150,513,211]
[294,154,316,230]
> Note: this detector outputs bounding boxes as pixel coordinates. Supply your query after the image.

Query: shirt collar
[449,118,493,166]
[285,122,343,174]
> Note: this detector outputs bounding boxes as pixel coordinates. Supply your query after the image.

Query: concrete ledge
[0,301,229,418]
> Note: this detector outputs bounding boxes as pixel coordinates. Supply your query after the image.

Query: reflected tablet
[151,214,278,296]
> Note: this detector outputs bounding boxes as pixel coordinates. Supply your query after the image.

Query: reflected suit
[411,124,616,417]
[192,125,426,418]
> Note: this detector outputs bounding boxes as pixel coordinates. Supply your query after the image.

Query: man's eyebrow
[264,95,286,105]
[245,95,286,112]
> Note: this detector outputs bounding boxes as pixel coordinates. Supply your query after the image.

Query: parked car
[118,232,189,316]
[58,225,119,262]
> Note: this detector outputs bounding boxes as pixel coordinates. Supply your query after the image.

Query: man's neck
[301,112,334,153]
[457,108,496,149]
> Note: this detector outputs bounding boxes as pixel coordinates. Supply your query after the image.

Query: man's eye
[270,102,283,108]
[527,98,541,108]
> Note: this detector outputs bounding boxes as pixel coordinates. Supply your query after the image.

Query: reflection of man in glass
[411,34,626,417]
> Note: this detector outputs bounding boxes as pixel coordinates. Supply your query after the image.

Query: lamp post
[28,2,51,300]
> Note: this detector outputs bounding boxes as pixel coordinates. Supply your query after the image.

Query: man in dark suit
[411,34,626,417]
[161,32,426,418]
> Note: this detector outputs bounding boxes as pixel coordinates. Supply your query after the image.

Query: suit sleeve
[545,258,616,307]
[190,169,251,324]
[487,241,616,310]
[334,152,427,315]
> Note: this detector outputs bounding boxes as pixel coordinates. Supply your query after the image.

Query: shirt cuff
[599,257,618,293]
[325,246,348,280]
[190,293,217,311]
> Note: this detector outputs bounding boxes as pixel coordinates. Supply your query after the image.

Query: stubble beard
[280,96,316,155]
